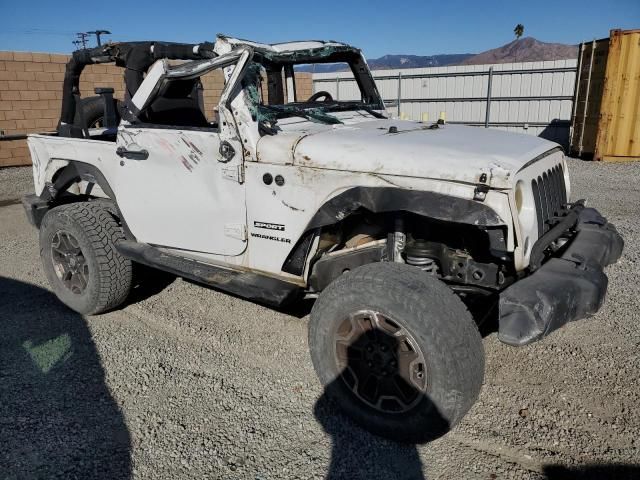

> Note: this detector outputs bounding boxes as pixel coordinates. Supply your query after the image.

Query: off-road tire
[309,262,484,443]
[40,201,132,315]
[74,96,121,129]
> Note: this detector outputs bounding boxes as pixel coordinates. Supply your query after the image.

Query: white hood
[257,117,561,188]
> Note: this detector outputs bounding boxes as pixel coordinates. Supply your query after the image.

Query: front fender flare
[282,186,506,276]
[305,186,505,230]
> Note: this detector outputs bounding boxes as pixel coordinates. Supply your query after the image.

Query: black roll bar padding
[58,48,98,129]
[153,43,196,60]
[58,41,218,136]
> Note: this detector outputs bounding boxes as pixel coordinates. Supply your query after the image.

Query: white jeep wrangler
[23,35,623,442]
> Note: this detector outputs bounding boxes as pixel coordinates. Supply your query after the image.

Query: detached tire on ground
[39,201,132,315]
[309,262,484,443]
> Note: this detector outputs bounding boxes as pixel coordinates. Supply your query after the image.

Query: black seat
[143,79,209,128]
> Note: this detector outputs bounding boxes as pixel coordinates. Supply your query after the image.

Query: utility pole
[75,32,89,49]
[87,30,111,46]
[72,39,83,50]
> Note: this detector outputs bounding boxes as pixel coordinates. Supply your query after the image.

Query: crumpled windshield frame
[242,46,385,131]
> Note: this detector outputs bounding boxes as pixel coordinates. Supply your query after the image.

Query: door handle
[116,146,149,160]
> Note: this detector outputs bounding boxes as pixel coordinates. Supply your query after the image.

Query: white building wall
[312,59,578,148]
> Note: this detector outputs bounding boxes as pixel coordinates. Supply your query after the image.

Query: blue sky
[1,0,638,57]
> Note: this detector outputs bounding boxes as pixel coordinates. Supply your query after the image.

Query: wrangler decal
[250,232,291,243]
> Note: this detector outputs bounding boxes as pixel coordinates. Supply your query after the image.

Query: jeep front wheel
[308,262,484,442]
[39,201,132,315]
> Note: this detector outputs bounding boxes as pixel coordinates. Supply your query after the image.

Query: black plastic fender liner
[303,186,506,231]
[282,186,507,277]
[309,243,386,291]
[498,207,623,347]
[41,161,118,204]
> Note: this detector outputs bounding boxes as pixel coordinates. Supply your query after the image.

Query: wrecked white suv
[23,35,623,442]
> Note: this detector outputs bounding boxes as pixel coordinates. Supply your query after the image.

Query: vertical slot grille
[531,164,567,237]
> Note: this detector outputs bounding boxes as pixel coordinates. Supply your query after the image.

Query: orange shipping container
[570,29,640,161]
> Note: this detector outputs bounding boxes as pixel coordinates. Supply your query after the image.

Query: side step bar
[116,241,301,306]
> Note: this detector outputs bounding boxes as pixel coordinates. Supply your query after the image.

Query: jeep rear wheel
[308,262,484,443]
[40,201,132,315]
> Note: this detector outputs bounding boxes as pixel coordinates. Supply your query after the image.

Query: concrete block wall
[0,50,312,167]
[0,51,126,167]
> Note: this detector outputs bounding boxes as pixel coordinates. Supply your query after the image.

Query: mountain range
[299,37,578,73]
[460,37,578,65]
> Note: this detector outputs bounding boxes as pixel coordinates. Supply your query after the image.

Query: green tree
[513,24,525,63]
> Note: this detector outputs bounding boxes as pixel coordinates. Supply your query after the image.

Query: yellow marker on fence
[421,112,429,123]
[399,112,408,120]
[439,111,446,123]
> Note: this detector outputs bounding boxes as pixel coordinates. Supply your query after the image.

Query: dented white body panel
[258,116,558,187]
[27,34,570,285]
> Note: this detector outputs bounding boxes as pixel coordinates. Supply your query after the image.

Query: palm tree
[513,24,525,63]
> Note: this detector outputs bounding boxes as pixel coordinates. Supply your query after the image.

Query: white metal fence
[312,59,578,148]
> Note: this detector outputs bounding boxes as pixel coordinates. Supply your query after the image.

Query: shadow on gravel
[124,263,177,307]
[314,329,450,480]
[0,277,131,478]
[461,292,500,339]
[543,463,640,479]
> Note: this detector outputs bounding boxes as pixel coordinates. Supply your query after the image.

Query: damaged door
[113,50,252,255]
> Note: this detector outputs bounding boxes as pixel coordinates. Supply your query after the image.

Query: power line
[0,28,76,37]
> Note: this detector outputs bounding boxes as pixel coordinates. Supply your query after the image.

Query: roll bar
[58,41,217,137]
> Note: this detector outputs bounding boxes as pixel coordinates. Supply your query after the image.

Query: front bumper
[498,207,624,346]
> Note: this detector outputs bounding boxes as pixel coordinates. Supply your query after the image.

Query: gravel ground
[0,160,639,479]
[0,165,32,204]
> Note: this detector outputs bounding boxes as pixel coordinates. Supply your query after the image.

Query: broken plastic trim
[498,207,623,346]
